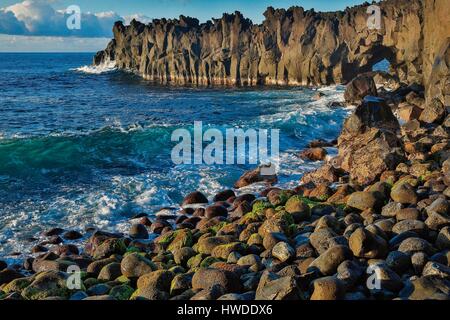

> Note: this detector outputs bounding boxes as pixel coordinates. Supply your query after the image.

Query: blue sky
[0,0,365,52]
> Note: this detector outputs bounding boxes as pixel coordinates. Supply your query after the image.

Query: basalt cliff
[95,0,449,103]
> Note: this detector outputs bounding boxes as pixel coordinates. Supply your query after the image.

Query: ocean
[0,52,352,262]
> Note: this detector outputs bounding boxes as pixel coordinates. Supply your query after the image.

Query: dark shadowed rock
[344,74,378,104]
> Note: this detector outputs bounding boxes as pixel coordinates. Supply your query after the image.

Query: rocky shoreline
[0,69,449,300]
[1,0,449,301]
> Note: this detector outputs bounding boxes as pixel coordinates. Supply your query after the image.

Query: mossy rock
[200,256,221,268]
[247,233,263,246]
[187,254,204,269]
[93,238,128,260]
[284,196,311,221]
[252,200,273,215]
[272,210,295,225]
[115,275,130,284]
[168,229,194,252]
[22,271,76,300]
[3,277,31,294]
[208,222,229,235]
[211,242,248,259]
[239,211,264,224]
[109,284,134,300]
[84,277,100,288]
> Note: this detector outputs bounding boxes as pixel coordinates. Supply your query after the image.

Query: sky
[0,0,365,52]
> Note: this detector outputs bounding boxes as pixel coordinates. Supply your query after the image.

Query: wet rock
[299,148,328,161]
[129,224,149,240]
[62,230,83,240]
[234,166,277,189]
[43,228,64,237]
[182,191,208,206]
[205,205,228,219]
[213,189,235,202]
[120,253,156,278]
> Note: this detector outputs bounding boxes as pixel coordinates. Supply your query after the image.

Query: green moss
[83,277,100,288]
[187,254,204,269]
[126,246,142,254]
[110,284,134,300]
[288,195,321,209]
[3,278,31,294]
[200,256,221,268]
[168,229,194,251]
[208,222,228,235]
[252,200,273,215]
[156,232,176,246]
[115,275,130,284]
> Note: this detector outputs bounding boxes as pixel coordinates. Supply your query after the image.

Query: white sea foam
[72,60,117,74]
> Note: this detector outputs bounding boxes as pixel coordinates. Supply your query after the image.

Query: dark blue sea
[0,52,351,261]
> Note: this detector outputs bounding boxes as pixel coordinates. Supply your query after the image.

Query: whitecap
[71,60,117,74]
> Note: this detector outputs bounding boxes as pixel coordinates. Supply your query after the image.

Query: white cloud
[123,14,152,25]
[0,0,151,38]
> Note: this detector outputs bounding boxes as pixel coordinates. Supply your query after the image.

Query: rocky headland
[0,0,449,300]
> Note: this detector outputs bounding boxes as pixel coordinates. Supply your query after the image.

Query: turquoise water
[0,53,350,260]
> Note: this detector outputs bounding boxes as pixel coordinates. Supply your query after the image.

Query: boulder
[308,245,353,276]
[234,166,277,189]
[255,271,299,300]
[120,253,156,278]
[349,228,388,259]
[344,75,378,104]
[310,276,345,300]
[192,268,241,293]
[182,191,208,206]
